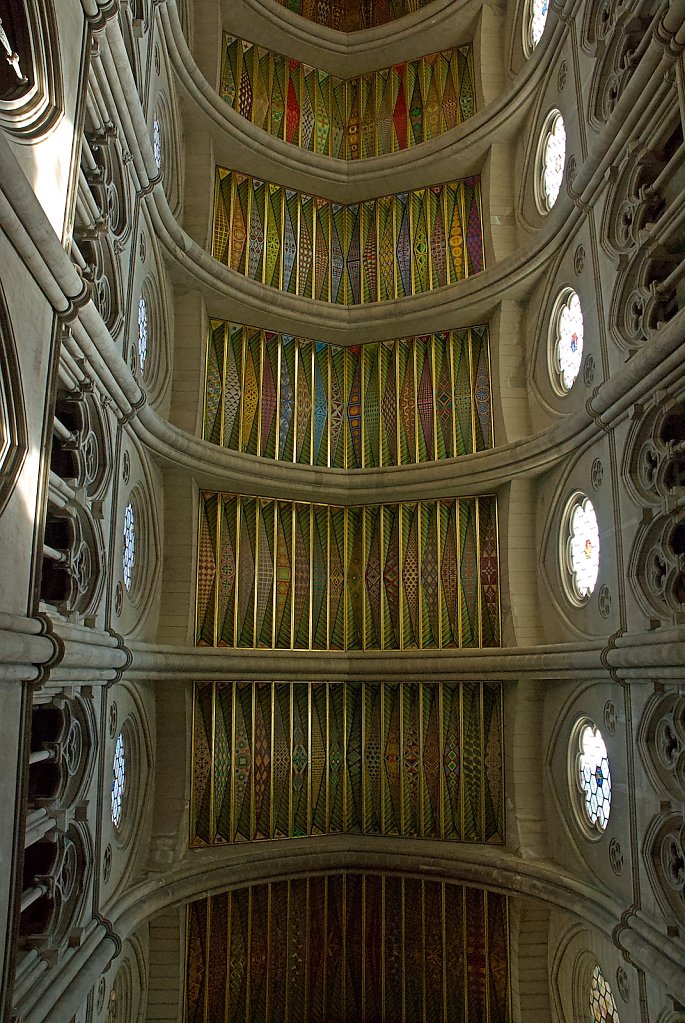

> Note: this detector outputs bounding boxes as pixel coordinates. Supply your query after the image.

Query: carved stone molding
[639,689,685,802]
[0,278,28,516]
[0,0,63,140]
[644,810,685,928]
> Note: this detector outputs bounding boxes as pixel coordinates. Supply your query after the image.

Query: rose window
[576,723,612,832]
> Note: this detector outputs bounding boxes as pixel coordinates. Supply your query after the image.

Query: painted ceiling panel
[196,494,500,650]
[220,35,475,158]
[203,323,493,467]
[213,169,484,303]
[273,0,436,31]
[185,874,510,1022]
[191,680,504,845]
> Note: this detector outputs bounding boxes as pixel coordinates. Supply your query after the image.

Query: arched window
[550,289,584,393]
[538,110,566,212]
[590,964,620,1021]
[122,500,135,591]
[573,721,612,834]
[527,0,549,52]
[137,295,148,373]
[111,731,126,828]
[152,117,161,169]
[562,494,600,603]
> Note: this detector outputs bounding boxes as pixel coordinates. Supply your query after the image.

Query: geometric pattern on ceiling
[196,494,500,649]
[221,36,475,158]
[213,170,484,302]
[273,0,437,30]
[185,874,510,1022]
[203,323,493,467]
[191,680,504,845]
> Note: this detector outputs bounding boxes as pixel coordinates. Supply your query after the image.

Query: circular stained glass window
[590,964,620,1021]
[528,0,549,50]
[123,500,135,592]
[539,110,566,211]
[152,118,162,169]
[551,289,584,393]
[563,495,600,603]
[575,721,612,833]
[137,295,148,373]
[111,731,126,828]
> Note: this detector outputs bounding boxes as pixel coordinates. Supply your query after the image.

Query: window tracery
[137,295,148,373]
[590,964,620,1021]
[528,0,549,51]
[574,721,612,833]
[111,731,126,828]
[152,117,161,169]
[538,111,566,211]
[122,500,135,592]
[562,495,600,603]
[550,289,584,393]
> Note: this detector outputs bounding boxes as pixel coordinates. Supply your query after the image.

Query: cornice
[126,624,685,681]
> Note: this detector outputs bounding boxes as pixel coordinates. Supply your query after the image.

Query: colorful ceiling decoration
[273,0,437,30]
[192,680,504,845]
[213,169,484,302]
[203,322,493,467]
[185,874,511,1022]
[220,36,475,158]
[196,492,500,649]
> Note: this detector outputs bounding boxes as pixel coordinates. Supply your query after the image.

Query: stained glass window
[152,118,161,168]
[577,723,611,832]
[137,295,148,373]
[590,964,620,1021]
[566,496,600,601]
[529,0,549,50]
[123,500,135,591]
[111,731,126,827]
[540,111,566,211]
[552,290,583,393]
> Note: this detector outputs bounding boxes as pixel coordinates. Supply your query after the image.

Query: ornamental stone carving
[19,823,90,951]
[644,811,685,927]
[624,397,685,508]
[587,6,651,130]
[639,689,685,802]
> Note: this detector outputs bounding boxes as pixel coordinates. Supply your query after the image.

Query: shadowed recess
[191,680,504,845]
[213,169,484,303]
[220,35,475,158]
[184,874,511,1022]
[196,493,500,650]
[203,322,493,467]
